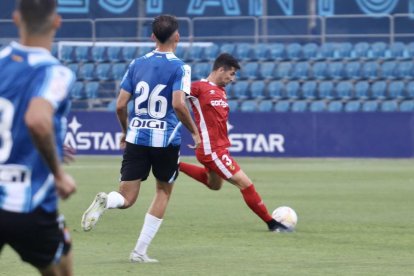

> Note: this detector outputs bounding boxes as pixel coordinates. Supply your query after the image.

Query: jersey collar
[11,41,50,54]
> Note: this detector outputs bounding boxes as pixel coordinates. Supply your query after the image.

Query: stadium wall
[65,111,414,158]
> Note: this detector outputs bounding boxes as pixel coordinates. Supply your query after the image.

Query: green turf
[2,157,414,275]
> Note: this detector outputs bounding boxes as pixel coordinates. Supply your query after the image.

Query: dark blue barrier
[65,111,414,158]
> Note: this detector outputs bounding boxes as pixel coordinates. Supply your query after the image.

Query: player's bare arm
[25,97,76,199]
[172,90,201,148]
[116,89,131,149]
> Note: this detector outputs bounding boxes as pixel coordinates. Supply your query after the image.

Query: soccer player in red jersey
[180,53,290,232]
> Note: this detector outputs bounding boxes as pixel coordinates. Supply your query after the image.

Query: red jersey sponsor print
[189,79,231,155]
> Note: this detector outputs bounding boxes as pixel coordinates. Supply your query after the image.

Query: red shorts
[196,148,240,180]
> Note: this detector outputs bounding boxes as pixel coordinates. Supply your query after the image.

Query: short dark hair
[17,0,56,35]
[152,14,179,44]
[212,53,241,71]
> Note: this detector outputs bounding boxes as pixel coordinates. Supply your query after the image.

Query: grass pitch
[2,157,414,275]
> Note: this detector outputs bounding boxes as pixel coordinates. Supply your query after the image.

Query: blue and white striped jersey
[121,50,191,147]
[0,42,74,213]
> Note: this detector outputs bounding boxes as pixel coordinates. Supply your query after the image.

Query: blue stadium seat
[291,100,308,112]
[286,43,302,60]
[231,81,249,99]
[203,44,219,61]
[319,43,335,59]
[174,46,186,59]
[235,43,252,61]
[318,81,334,99]
[268,43,285,60]
[252,43,270,61]
[78,63,95,81]
[95,63,112,81]
[370,42,387,59]
[240,100,257,112]
[380,61,397,79]
[227,100,239,111]
[239,62,259,80]
[275,62,292,79]
[344,61,361,79]
[291,62,309,79]
[344,100,361,112]
[302,43,318,60]
[70,81,84,100]
[327,62,344,79]
[192,62,210,80]
[380,100,398,112]
[220,43,236,55]
[352,42,370,59]
[259,62,276,79]
[407,42,414,58]
[186,46,204,62]
[396,62,414,79]
[61,45,74,63]
[122,47,137,61]
[249,81,266,99]
[67,63,79,76]
[336,81,353,99]
[111,63,127,80]
[312,62,327,79]
[137,46,152,57]
[257,100,273,112]
[274,100,290,112]
[107,99,117,111]
[75,46,91,62]
[362,100,379,112]
[328,100,344,112]
[301,81,317,99]
[406,81,414,98]
[51,43,58,57]
[354,81,370,99]
[107,46,122,62]
[91,46,107,63]
[267,80,284,99]
[388,81,405,99]
[399,100,414,112]
[285,81,300,99]
[361,61,379,79]
[85,81,99,99]
[388,42,407,59]
[334,42,353,59]
[371,81,387,99]
[309,100,326,112]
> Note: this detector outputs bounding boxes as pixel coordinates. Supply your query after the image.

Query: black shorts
[0,207,71,269]
[120,142,180,183]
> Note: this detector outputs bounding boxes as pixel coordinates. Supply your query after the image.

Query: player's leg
[38,251,73,276]
[180,161,224,190]
[81,143,150,231]
[130,145,179,263]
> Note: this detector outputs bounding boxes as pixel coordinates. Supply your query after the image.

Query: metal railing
[1,14,413,44]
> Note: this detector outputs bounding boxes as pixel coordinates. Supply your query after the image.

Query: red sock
[179,162,209,186]
[241,184,273,223]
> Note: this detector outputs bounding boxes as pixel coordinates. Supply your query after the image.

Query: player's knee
[208,181,222,190]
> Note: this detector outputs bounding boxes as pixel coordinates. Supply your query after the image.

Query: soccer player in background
[0,0,77,275]
[81,14,201,263]
[180,53,291,232]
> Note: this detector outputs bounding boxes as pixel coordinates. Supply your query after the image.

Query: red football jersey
[189,79,231,156]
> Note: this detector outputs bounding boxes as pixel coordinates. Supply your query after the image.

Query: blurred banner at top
[0,0,412,18]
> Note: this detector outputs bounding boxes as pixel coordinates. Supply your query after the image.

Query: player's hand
[188,133,201,149]
[54,170,77,200]
[63,145,76,164]
[119,133,126,149]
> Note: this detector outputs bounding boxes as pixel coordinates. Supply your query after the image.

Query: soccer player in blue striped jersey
[0,0,77,275]
[82,14,200,263]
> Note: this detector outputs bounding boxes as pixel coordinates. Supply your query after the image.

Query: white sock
[105,191,125,209]
[133,213,163,256]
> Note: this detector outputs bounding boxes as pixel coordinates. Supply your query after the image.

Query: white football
[272,206,298,230]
